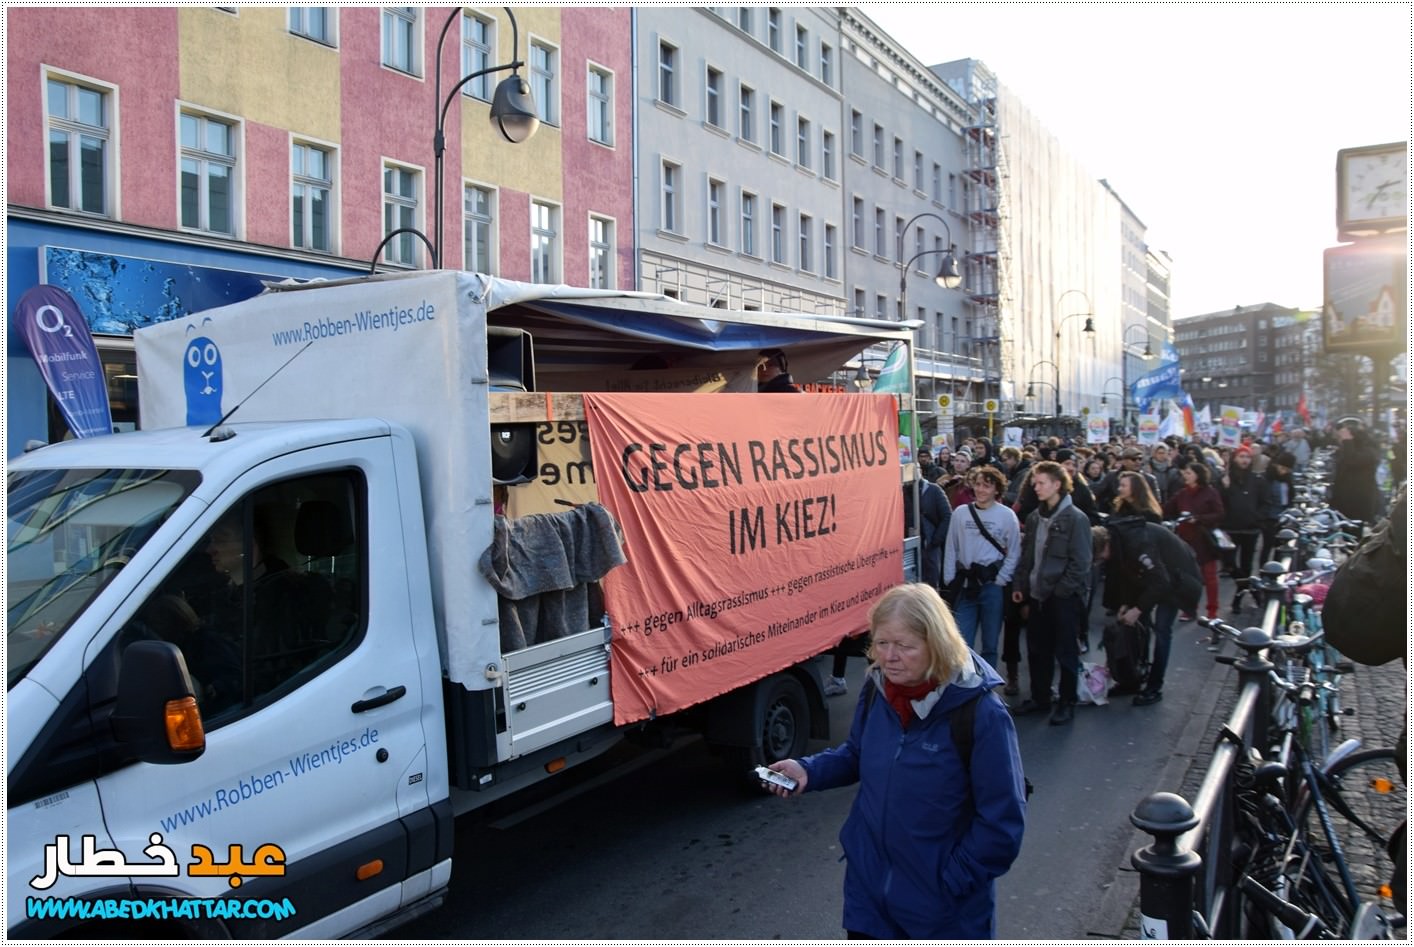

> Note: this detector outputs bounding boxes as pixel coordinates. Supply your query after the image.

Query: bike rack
[1128,558,1288,939]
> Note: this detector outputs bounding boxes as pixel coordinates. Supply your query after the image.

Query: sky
[863,2,1411,318]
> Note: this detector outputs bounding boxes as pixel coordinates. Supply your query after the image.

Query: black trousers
[1027,593,1084,706]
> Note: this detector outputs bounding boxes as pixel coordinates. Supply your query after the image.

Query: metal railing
[1127,562,1288,939]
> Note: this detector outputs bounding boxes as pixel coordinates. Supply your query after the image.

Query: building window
[589,215,614,289]
[587,64,613,145]
[289,7,333,44]
[851,197,864,248]
[822,130,836,181]
[737,8,752,33]
[874,207,886,256]
[768,101,784,156]
[872,123,884,168]
[658,40,677,105]
[740,190,757,256]
[291,141,332,252]
[530,199,559,284]
[180,111,237,235]
[875,294,886,320]
[463,184,495,273]
[850,109,863,157]
[738,83,755,142]
[661,160,681,233]
[530,41,558,125]
[705,66,723,128]
[46,76,111,216]
[796,117,810,169]
[381,7,419,74]
[795,24,808,69]
[771,202,785,264]
[892,136,903,179]
[932,163,943,202]
[854,287,865,317]
[823,223,837,279]
[820,42,833,84]
[798,212,812,272]
[461,13,494,101]
[913,150,924,191]
[381,163,420,265]
[707,177,724,245]
[767,8,781,51]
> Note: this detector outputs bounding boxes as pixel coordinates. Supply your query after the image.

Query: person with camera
[942,465,1020,684]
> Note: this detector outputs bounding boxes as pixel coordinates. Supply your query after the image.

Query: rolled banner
[15,285,113,437]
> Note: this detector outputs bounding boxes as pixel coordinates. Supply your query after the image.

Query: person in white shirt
[942,465,1021,678]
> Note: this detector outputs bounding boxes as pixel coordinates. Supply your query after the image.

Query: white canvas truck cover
[135,270,915,688]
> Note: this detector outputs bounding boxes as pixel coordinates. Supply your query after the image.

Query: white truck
[7,270,919,937]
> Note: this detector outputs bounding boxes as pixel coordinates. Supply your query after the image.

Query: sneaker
[1133,690,1163,706]
[1048,702,1075,725]
[824,676,848,697]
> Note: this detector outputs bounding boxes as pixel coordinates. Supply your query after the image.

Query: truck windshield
[7,467,199,688]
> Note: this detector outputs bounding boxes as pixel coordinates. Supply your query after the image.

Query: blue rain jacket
[800,656,1026,938]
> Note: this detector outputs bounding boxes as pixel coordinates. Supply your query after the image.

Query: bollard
[1131,791,1201,939]
[1234,625,1275,753]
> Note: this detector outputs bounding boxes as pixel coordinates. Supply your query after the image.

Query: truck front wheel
[757,675,809,763]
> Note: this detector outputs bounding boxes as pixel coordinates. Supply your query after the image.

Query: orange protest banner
[582,392,904,725]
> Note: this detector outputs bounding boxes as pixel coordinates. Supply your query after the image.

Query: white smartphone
[754,765,798,791]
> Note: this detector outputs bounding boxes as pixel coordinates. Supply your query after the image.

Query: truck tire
[757,675,810,764]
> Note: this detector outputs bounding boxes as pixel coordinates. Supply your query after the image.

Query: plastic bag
[1076,662,1111,706]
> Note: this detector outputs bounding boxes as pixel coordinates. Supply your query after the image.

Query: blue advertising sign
[15,285,114,437]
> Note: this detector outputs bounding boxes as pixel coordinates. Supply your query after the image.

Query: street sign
[983,398,999,414]
[936,393,952,413]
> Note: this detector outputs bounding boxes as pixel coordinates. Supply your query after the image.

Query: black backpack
[860,677,1033,799]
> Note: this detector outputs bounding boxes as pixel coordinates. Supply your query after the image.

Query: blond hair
[865,583,971,682]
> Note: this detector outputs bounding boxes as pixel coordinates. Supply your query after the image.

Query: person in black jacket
[1219,445,1263,613]
[1094,517,1202,706]
[1257,451,1296,564]
[756,348,801,393]
[1329,417,1381,522]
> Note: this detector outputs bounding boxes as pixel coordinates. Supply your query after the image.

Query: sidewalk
[1096,598,1408,938]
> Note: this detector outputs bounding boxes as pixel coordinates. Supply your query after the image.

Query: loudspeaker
[487,326,534,391]
[491,424,538,485]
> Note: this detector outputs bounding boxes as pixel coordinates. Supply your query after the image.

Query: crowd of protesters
[839,417,1406,725]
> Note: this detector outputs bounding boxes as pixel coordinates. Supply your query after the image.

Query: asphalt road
[395,583,1244,940]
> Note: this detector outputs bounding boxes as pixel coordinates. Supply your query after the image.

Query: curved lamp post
[1053,289,1096,421]
[896,211,962,319]
[1124,324,1155,359]
[374,7,540,271]
[1025,360,1058,415]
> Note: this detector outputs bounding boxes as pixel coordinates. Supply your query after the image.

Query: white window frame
[796,115,811,170]
[770,202,786,264]
[529,197,561,284]
[45,69,117,218]
[738,83,755,143]
[873,207,886,256]
[823,223,838,279]
[588,213,615,289]
[705,65,724,128]
[914,150,925,191]
[892,136,903,179]
[850,109,863,157]
[798,212,813,273]
[794,23,808,69]
[933,163,943,202]
[178,106,241,237]
[661,159,682,233]
[529,38,559,126]
[290,137,336,253]
[707,176,725,246]
[737,8,753,34]
[657,39,678,106]
[380,7,421,76]
[381,159,422,266]
[851,197,865,248]
[463,181,497,274]
[587,62,614,146]
[768,100,784,156]
[289,7,336,46]
[872,122,884,168]
[740,189,757,257]
[819,41,833,84]
[461,12,495,101]
[767,8,781,51]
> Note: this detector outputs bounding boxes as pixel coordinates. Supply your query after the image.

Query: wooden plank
[488,391,586,423]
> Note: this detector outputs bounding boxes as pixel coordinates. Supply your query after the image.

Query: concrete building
[1173,303,1299,417]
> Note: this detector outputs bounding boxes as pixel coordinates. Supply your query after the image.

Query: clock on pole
[1336,141,1407,239]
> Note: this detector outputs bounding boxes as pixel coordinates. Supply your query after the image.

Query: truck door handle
[351,685,407,713]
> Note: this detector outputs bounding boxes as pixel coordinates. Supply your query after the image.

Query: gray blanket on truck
[478,502,627,652]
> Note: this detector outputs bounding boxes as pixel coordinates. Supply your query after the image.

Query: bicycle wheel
[1296,748,1406,923]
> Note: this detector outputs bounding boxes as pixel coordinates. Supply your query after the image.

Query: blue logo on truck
[183,321,223,426]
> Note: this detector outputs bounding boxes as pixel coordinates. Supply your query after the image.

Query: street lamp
[1025,360,1058,416]
[1053,289,1096,422]
[371,7,539,271]
[1123,324,1154,359]
[896,211,962,319]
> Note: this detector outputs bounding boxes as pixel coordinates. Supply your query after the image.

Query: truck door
[87,441,438,935]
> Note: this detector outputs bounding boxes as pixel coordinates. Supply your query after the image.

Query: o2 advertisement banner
[583,392,903,725]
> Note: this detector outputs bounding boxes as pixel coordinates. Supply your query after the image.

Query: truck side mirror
[111,641,206,764]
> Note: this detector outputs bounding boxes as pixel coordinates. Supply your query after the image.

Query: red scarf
[883,678,938,728]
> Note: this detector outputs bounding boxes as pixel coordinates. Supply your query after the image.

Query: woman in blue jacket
[765,583,1027,938]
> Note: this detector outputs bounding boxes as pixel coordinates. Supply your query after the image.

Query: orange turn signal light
[165,697,206,752]
[356,859,384,881]
[544,757,567,775]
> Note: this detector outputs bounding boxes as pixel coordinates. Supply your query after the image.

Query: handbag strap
[968,503,1007,558]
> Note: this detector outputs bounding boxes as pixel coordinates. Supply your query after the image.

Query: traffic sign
[983,398,999,414]
[937,393,952,413]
